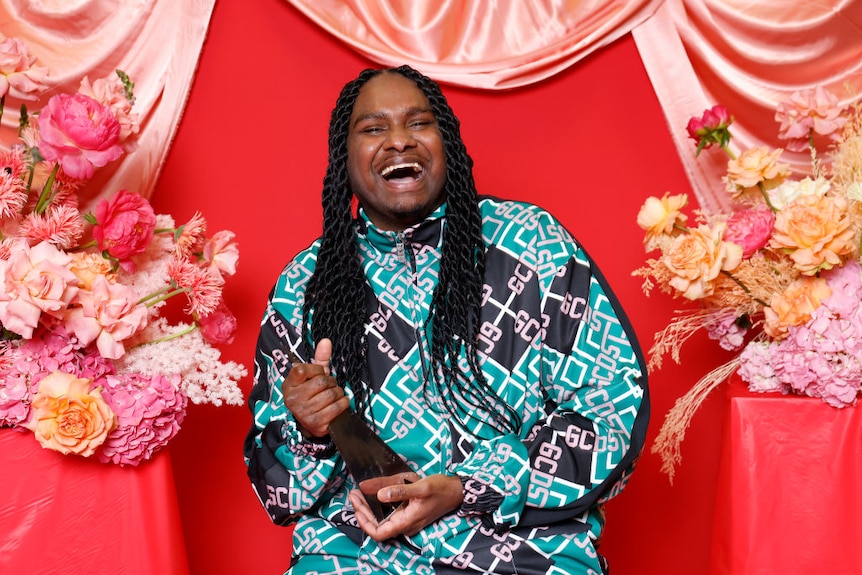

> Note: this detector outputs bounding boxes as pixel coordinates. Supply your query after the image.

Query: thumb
[313,338,332,370]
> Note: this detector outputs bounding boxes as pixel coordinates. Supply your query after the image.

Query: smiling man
[245,65,650,575]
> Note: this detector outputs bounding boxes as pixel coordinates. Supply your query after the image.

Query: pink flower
[704,309,748,351]
[92,190,156,271]
[167,257,224,317]
[78,74,140,148]
[18,205,85,249]
[36,92,124,180]
[201,230,239,278]
[0,241,79,338]
[0,149,29,219]
[174,211,207,259]
[64,275,148,359]
[723,205,775,258]
[0,37,50,100]
[97,373,187,466]
[686,105,733,155]
[198,300,237,345]
[775,86,848,152]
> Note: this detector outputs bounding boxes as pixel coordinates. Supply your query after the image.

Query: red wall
[153,1,732,573]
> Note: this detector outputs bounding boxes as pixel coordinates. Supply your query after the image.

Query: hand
[348,473,464,541]
[281,338,349,438]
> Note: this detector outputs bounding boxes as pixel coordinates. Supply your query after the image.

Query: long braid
[305,66,520,435]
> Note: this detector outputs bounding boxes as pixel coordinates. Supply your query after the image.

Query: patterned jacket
[244,197,649,574]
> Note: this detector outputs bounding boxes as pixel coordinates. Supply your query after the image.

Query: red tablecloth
[0,430,190,575]
[711,377,862,575]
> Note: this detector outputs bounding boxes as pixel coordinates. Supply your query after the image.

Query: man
[244,65,649,574]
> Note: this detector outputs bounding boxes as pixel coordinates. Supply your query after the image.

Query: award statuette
[285,348,412,521]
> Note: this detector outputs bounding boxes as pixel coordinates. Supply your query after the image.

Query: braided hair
[302,65,520,437]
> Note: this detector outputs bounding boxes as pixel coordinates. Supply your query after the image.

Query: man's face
[346,72,447,231]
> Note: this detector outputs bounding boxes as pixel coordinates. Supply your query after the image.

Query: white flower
[768,176,830,210]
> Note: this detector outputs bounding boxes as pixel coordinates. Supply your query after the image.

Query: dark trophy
[286,348,412,520]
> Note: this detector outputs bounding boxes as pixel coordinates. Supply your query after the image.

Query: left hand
[348,473,464,541]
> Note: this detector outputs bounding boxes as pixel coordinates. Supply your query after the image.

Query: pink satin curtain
[0,0,216,209]
[4,0,859,211]
[285,0,862,211]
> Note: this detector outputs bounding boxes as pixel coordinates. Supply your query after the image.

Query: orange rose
[769,194,855,275]
[25,371,117,457]
[724,146,789,199]
[763,276,831,339]
[636,193,688,250]
[662,223,743,300]
[69,251,116,290]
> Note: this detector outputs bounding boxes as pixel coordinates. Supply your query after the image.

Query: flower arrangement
[634,86,862,481]
[0,37,246,466]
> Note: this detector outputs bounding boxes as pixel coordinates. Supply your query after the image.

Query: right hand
[281,338,349,439]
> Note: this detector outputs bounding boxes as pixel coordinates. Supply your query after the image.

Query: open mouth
[380,162,423,182]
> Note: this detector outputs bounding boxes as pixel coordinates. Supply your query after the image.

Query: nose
[384,124,416,151]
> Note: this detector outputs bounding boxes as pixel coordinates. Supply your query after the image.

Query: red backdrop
[153,0,732,573]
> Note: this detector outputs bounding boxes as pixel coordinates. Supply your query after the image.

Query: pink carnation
[723,205,775,258]
[36,92,124,180]
[97,373,187,466]
[775,86,847,153]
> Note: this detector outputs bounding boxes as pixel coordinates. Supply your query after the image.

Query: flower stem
[141,287,188,308]
[721,144,736,161]
[756,182,778,213]
[140,323,198,346]
[34,164,60,215]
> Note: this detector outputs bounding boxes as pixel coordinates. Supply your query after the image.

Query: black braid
[303,66,520,436]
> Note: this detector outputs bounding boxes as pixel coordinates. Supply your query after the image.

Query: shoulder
[477,196,578,254]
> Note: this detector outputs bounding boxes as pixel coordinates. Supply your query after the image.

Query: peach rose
[636,193,688,250]
[78,74,140,147]
[68,252,116,290]
[662,222,743,300]
[763,276,831,339]
[724,147,790,199]
[25,371,117,457]
[769,194,855,275]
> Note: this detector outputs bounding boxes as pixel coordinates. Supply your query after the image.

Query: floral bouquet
[634,86,862,481]
[0,37,245,466]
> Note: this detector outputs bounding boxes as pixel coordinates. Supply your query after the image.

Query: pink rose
[201,230,239,278]
[198,300,238,345]
[0,241,79,338]
[36,92,124,180]
[0,37,50,100]
[723,205,775,258]
[64,275,148,359]
[775,86,847,152]
[93,190,156,270]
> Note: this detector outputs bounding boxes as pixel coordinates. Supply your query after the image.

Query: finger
[313,338,332,370]
[349,490,379,528]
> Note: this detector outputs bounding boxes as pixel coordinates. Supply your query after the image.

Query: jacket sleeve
[449,210,650,531]
[242,288,347,526]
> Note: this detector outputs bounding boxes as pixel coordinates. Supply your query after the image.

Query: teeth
[380,162,422,177]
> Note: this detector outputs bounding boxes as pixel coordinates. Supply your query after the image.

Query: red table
[0,430,190,575]
[711,377,862,575]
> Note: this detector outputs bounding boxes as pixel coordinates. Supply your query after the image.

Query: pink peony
[64,275,148,360]
[0,240,79,338]
[36,92,124,180]
[0,37,50,100]
[97,373,187,466]
[92,190,156,271]
[723,205,775,258]
[198,300,238,345]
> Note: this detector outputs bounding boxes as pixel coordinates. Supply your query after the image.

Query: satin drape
[285,0,862,211]
[0,0,216,209]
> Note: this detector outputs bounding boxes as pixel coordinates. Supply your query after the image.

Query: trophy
[285,348,412,520]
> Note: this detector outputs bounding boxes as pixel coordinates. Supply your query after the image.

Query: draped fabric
[633,0,862,212]
[0,0,216,209]
[283,0,664,89]
[285,0,862,211]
